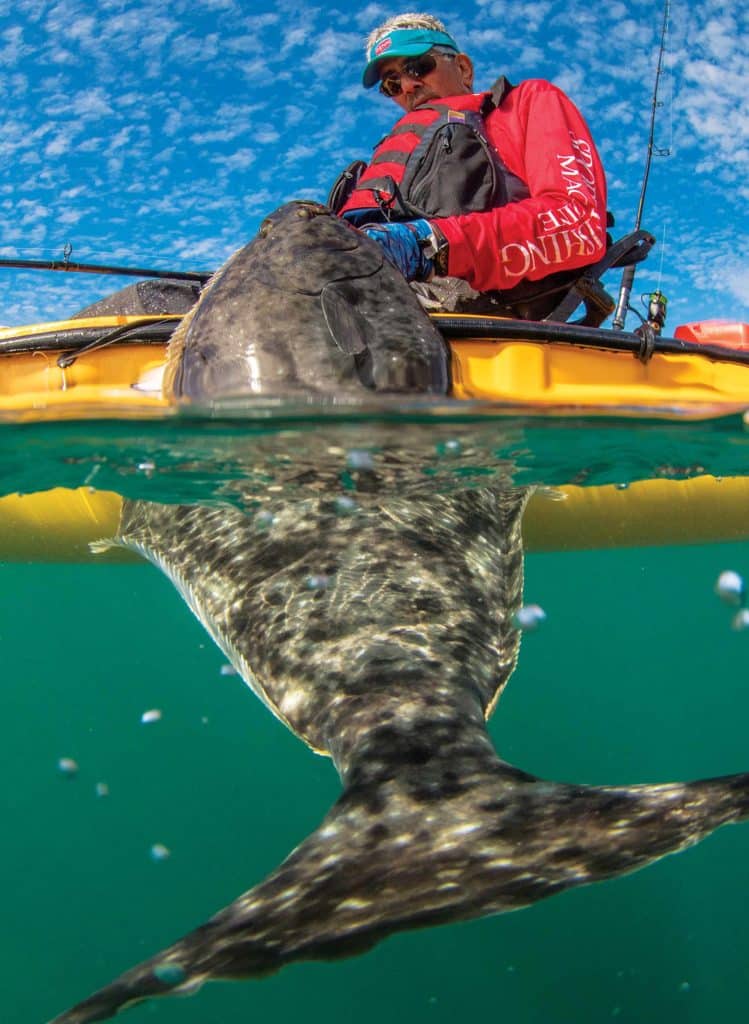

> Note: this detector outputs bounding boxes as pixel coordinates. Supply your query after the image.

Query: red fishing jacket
[439,78,607,292]
[341,78,608,295]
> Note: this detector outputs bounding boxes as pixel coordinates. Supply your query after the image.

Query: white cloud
[724,265,749,307]
[211,147,256,171]
[280,25,311,56]
[44,130,75,157]
[16,198,50,224]
[284,104,306,126]
[70,87,114,119]
[169,32,221,64]
[191,127,246,144]
[302,28,362,77]
[163,109,183,138]
[0,25,31,66]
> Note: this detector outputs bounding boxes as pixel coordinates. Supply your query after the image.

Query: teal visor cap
[362,28,459,88]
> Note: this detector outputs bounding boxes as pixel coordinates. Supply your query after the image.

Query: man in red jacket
[337,12,608,317]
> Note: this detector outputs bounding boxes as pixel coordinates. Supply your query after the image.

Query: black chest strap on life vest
[331,77,530,221]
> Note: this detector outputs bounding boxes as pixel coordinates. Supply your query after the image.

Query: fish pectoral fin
[88,537,121,556]
[320,281,370,355]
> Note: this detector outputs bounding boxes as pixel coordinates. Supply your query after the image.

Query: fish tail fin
[48,766,749,1023]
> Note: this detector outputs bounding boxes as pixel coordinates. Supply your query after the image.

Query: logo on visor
[374,37,392,57]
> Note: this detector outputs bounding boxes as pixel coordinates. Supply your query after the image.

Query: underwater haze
[1,410,748,1024]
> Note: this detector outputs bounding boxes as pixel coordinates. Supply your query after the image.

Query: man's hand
[359,219,435,281]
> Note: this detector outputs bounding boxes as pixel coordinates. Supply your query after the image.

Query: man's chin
[409,94,435,110]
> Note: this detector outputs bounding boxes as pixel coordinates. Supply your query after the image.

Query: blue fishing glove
[359,219,435,281]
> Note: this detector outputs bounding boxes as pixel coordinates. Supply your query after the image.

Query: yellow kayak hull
[2,475,748,562]
[3,314,749,420]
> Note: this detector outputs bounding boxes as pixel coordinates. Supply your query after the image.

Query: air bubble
[345,449,375,471]
[715,570,745,606]
[306,574,330,591]
[57,757,79,777]
[154,963,186,986]
[513,604,547,631]
[435,439,462,457]
[334,496,358,516]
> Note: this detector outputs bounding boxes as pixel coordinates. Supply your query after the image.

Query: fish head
[251,200,386,294]
[164,200,448,401]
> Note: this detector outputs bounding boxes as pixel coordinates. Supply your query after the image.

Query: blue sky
[1,0,747,332]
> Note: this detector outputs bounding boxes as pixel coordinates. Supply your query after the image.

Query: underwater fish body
[49,479,749,1023]
[163,200,449,400]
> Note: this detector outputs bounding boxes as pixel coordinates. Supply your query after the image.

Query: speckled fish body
[50,483,749,1024]
[163,200,449,400]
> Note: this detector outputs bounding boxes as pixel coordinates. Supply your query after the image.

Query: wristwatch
[421,223,450,277]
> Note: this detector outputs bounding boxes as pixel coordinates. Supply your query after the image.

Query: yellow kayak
[3,474,749,562]
[2,313,749,420]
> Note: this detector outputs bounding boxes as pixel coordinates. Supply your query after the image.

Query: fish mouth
[255,202,363,257]
[259,200,330,235]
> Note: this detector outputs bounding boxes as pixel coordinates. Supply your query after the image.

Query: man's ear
[456,54,474,90]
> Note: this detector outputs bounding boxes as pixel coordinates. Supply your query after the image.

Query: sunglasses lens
[378,53,438,97]
[406,54,437,78]
[380,75,401,97]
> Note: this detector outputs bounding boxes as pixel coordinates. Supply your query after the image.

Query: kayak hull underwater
[2,313,749,420]
[3,312,749,557]
[4,473,749,562]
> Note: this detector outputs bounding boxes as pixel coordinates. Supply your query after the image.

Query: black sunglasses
[379,51,455,98]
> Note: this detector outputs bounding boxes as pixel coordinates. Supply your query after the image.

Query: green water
[2,410,748,1024]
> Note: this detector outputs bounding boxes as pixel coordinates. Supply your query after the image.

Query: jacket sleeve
[431,79,608,294]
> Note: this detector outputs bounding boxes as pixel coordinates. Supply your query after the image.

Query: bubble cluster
[714,570,749,631]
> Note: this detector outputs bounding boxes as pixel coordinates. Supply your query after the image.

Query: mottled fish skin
[49,485,749,1024]
[163,201,449,399]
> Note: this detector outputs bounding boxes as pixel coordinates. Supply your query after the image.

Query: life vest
[333,77,529,221]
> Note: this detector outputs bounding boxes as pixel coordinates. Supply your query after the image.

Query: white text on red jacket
[500,133,606,280]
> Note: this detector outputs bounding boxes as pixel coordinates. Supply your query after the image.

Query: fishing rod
[0,245,212,284]
[612,0,671,331]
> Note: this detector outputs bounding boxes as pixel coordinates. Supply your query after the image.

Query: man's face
[377,50,474,112]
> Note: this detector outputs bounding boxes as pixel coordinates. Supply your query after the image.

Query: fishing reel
[645,290,668,334]
[632,289,668,363]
